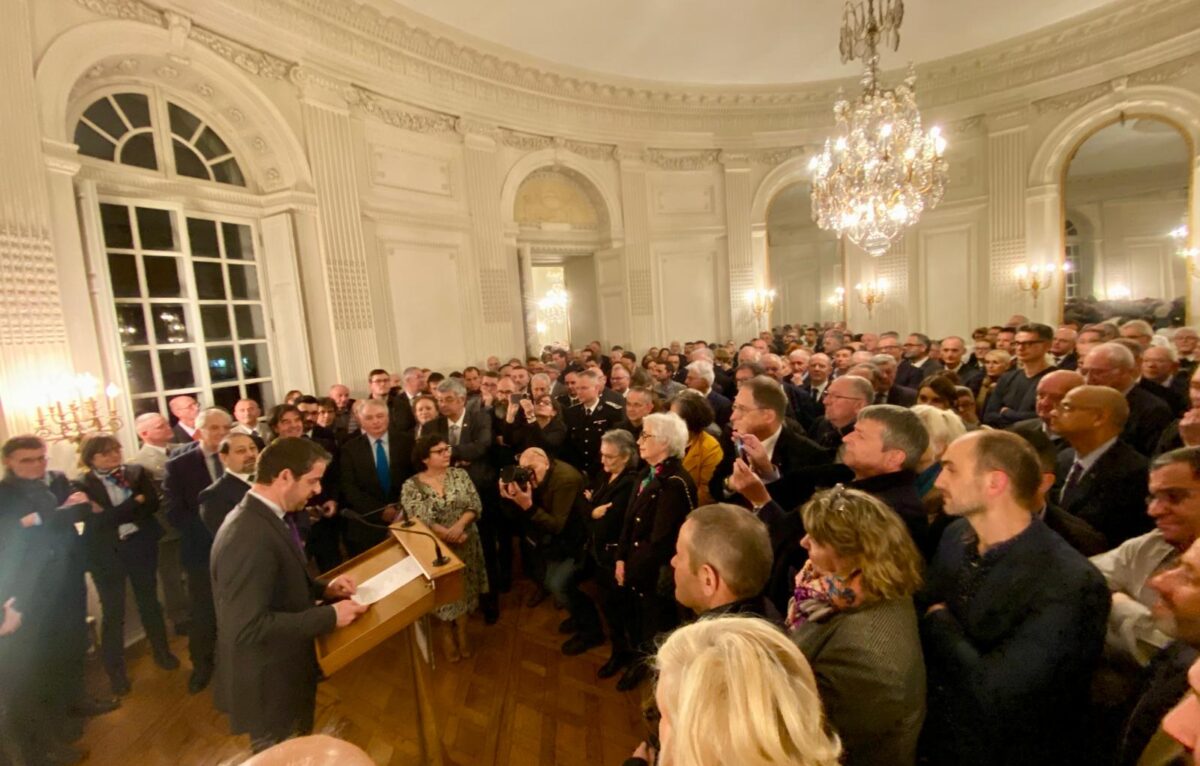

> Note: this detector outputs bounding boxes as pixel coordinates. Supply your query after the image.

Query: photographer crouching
[499,448,604,656]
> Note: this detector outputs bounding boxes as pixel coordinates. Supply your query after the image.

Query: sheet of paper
[351,556,425,606]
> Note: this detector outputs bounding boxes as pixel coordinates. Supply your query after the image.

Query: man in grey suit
[210,437,367,752]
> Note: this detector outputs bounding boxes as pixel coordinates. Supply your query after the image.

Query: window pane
[187,218,219,257]
[115,304,148,347]
[124,351,155,395]
[228,264,259,300]
[201,305,232,342]
[159,350,196,390]
[239,343,271,379]
[113,93,151,130]
[211,385,242,412]
[119,132,158,171]
[173,140,210,181]
[101,204,133,249]
[193,262,226,300]
[168,103,202,141]
[195,127,231,161]
[234,305,265,340]
[222,223,253,260]
[136,208,178,251]
[132,397,161,417]
[207,345,238,382]
[107,253,140,298]
[83,97,127,141]
[144,255,183,298]
[74,121,116,161]
[151,304,191,344]
[244,381,273,411]
[211,158,246,187]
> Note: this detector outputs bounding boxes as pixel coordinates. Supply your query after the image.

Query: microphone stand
[339,506,451,567]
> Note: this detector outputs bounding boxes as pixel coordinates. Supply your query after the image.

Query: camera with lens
[499,464,534,491]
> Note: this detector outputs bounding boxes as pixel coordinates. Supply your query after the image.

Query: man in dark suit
[338,399,414,556]
[1142,346,1190,417]
[562,369,626,479]
[199,433,258,535]
[1051,326,1079,371]
[168,394,200,443]
[231,399,267,450]
[210,437,367,752]
[388,366,426,434]
[919,430,1109,766]
[1082,342,1175,456]
[428,378,502,620]
[1050,385,1151,548]
[163,407,231,693]
[938,336,983,391]
[684,360,732,428]
[709,375,827,512]
[894,333,942,389]
[1014,429,1108,556]
[869,354,917,406]
[1007,369,1084,455]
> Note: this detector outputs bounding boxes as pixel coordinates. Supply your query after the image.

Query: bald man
[1050,385,1151,547]
[1008,370,1085,451]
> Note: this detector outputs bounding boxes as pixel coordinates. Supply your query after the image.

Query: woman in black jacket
[76,434,178,696]
[586,429,640,681]
[614,412,697,691]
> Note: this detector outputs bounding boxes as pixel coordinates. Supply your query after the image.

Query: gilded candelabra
[1014,263,1067,306]
[1172,225,1199,279]
[827,286,846,311]
[746,288,776,331]
[855,280,887,318]
[34,374,123,444]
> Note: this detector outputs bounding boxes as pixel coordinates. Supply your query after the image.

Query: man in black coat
[387,366,426,434]
[1013,429,1108,556]
[918,430,1109,766]
[895,333,943,389]
[869,354,918,405]
[1051,326,1079,371]
[168,394,201,443]
[211,438,367,751]
[1082,342,1174,456]
[1050,385,1151,548]
[982,323,1056,428]
[338,399,414,556]
[1006,369,1084,455]
[683,360,732,429]
[163,407,232,693]
[561,369,625,479]
[428,378,503,621]
[199,432,258,535]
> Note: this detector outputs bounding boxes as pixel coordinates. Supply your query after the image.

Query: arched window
[73,88,274,418]
[74,91,246,187]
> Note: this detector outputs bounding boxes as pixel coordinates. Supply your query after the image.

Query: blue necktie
[375,439,391,497]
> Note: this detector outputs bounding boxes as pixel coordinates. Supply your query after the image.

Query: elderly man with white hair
[1142,345,1190,417]
[1081,342,1175,456]
[685,359,731,428]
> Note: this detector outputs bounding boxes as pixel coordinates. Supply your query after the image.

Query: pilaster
[988,115,1032,323]
[617,149,654,350]
[721,151,756,341]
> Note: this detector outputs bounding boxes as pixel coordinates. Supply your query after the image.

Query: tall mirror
[767,182,843,327]
[1062,116,1192,326]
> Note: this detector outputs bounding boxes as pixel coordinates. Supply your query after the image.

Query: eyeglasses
[429,446,451,455]
[637,432,659,442]
[825,393,865,403]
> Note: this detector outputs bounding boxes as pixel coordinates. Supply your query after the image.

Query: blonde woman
[975,349,1013,413]
[909,404,967,503]
[789,486,925,766]
[628,615,842,766]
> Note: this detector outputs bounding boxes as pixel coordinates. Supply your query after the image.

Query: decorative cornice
[76,0,163,25]
[749,146,807,166]
[1033,52,1199,114]
[498,129,553,153]
[348,88,458,133]
[643,149,721,171]
[189,25,292,80]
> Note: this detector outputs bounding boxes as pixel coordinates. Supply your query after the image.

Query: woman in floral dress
[400,434,489,662]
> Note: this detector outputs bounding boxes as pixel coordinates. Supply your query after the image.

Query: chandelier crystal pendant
[810,0,948,257]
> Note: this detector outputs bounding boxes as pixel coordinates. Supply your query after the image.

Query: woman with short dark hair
[76,434,178,695]
[400,434,488,662]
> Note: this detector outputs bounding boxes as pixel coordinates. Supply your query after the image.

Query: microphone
[340,508,450,567]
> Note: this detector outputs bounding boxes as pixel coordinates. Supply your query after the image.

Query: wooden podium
[315,518,463,765]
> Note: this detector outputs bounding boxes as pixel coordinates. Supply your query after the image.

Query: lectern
[315,519,463,765]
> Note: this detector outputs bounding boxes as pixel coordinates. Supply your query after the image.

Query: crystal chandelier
[810,0,948,256]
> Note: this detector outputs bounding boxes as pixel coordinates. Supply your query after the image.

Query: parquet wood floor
[75,582,648,766]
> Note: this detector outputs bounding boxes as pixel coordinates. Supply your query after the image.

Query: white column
[517,243,538,357]
[989,121,1032,323]
[291,66,380,386]
[260,211,316,395]
[617,149,655,350]
[459,119,521,358]
[721,152,757,341]
[0,0,74,441]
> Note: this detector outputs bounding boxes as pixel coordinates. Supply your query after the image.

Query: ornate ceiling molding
[347,88,458,133]
[1033,53,1199,114]
[642,149,722,171]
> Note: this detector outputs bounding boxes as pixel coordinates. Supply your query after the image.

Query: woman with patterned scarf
[787,486,926,766]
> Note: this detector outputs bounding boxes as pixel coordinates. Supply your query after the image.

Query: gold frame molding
[1057,112,1196,323]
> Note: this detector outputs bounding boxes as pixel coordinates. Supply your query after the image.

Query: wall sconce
[1014,262,1068,306]
[827,287,846,311]
[1171,225,1200,279]
[854,280,887,318]
[35,373,123,444]
[745,288,776,330]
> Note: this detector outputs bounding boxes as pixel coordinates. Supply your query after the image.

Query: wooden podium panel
[316,519,464,676]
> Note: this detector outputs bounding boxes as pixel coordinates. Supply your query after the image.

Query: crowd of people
[6,314,1200,765]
